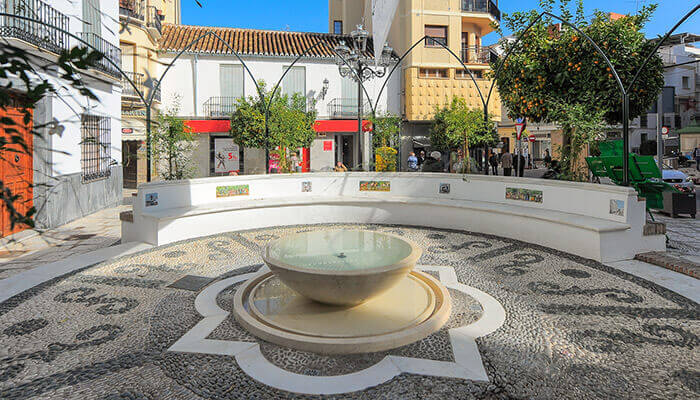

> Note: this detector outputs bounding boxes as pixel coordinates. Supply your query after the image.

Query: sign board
[214,138,240,173]
[122,128,133,134]
[661,126,669,135]
[515,117,526,140]
[528,134,536,143]
[323,140,333,151]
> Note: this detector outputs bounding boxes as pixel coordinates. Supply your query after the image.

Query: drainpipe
[192,54,199,116]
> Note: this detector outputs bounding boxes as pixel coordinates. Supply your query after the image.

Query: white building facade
[0,0,123,233]
[157,24,400,175]
[630,34,699,154]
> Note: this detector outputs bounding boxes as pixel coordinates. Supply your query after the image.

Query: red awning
[185,119,231,133]
[184,119,372,134]
[314,120,372,133]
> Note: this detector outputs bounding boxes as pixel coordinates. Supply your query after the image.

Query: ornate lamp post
[334,25,393,171]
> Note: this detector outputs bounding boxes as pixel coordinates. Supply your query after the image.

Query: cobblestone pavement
[0,205,130,281]
[652,202,700,265]
[0,224,697,399]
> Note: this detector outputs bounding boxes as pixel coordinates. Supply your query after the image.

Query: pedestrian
[422,151,444,172]
[290,152,301,173]
[544,148,552,168]
[523,146,530,169]
[407,152,419,172]
[694,145,700,172]
[488,150,499,175]
[334,161,348,172]
[417,150,426,168]
[501,149,513,176]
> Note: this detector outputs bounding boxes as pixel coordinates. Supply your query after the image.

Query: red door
[0,108,33,237]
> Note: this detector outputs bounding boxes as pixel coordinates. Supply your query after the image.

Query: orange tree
[492,0,664,178]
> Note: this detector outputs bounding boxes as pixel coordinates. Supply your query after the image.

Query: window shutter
[220,65,244,99]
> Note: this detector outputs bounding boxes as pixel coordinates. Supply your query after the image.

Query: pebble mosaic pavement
[0,224,698,399]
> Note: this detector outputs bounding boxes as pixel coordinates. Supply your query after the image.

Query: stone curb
[634,251,699,279]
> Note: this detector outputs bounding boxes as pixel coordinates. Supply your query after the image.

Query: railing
[461,46,493,64]
[146,6,161,34]
[203,96,239,118]
[79,32,121,79]
[119,0,145,20]
[461,0,500,21]
[121,71,161,102]
[327,98,371,119]
[0,0,70,54]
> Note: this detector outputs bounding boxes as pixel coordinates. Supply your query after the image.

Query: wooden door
[0,107,33,237]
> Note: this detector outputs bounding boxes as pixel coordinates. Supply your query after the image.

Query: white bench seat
[141,195,631,234]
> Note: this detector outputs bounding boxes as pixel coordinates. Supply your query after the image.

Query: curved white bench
[122,173,665,263]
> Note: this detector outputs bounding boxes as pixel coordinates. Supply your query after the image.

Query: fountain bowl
[261,230,422,306]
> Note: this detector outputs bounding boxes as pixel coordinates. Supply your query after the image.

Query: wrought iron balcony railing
[79,32,121,79]
[461,46,494,64]
[119,0,145,21]
[122,72,160,102]
[203,96,239,118]
[0,0,70,54]
[461,0,501,21]
[327,98,371,119]
[146,6,162,34]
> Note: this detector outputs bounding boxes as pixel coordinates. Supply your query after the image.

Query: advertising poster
[359,181,391,192]
[214,138,240,174]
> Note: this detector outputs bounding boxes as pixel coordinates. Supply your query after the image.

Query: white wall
[158,53,401,119]
[40,0,122,177]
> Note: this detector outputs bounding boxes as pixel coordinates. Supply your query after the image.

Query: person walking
[544,148,552,168]
[422,151,444,172]
[290,152,301,172]
[694,145,700,172]
[417,150,426,169]
[488,150,499,175]
[501,149,513,176]
[407,152,419,172]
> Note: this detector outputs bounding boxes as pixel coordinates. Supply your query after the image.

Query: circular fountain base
[233,271,451,354]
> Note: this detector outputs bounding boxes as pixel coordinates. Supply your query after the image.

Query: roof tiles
[159,24,380,59]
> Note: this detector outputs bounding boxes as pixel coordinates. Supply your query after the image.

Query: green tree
[230,82,316,172]
[153,99,197,180]
[430,97,497,172]
[493,0,664,178]
[370,112,401,172]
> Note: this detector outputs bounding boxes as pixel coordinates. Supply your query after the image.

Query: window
[120,42,135,72]
[81,114,112,183]
[419,68,448,78]
[220,65,244,99]
[425,25,447,47]
[333,20,343,34]
[640,114,647,128]
[682,76,690,89]
[82,0,102,37]
[282,66,306,97]
[455,69,482,79]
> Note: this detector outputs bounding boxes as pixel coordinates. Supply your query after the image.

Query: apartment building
[0,0,122,234]
[157,24,400,175]
[329,0,502,168]
[631,33,699,156]
[119,0,181,187]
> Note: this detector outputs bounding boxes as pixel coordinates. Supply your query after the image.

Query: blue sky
[182,0,697,45]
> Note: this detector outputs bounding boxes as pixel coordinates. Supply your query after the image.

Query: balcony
[461,46,494,64]
[203,96,239,118]
[327,98,372,119]
[0,0,70,54]
[119,0,145,21]
[80,32,121,79]
[146,6,162,35]
[461,0,500,21]
[122,72,161,103]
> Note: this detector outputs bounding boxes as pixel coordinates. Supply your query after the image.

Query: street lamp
[334,24,393,171]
